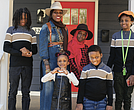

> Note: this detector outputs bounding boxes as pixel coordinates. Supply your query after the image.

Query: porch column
[0,0,13,110]
[129,0,134,110]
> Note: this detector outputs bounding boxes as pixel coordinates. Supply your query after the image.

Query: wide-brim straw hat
[118,11,134,18]
[45,2,68,16]
[70,24,93,40]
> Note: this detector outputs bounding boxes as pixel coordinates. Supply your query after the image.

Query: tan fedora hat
[45,2,68,16]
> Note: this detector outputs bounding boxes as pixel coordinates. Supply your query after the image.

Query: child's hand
[21,51,32,57]
[51,67,60,74]
[60,68,68,75]
[127,75,134,86]
[20,47,30,54]
[126,78,130,86]
[106,105,113,110]
[75,104,83,110]
[20,47,32,57]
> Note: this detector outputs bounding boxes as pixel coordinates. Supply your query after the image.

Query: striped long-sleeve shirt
[107,30,134,75]
[77,62,113,106]
[3,26,37,67]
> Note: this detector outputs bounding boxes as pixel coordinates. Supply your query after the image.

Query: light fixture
[101,30,109,42]
[37,9,45,24]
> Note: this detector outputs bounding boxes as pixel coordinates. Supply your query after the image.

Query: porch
[16,92,117,110]
[16,94,115,110]
[1,0,134,110]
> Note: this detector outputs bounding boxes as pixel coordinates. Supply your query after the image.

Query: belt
[48,42,63,47]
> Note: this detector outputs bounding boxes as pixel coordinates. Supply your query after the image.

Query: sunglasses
[53,11,63,15]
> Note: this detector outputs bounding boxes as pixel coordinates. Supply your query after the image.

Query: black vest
[51,73,71,110]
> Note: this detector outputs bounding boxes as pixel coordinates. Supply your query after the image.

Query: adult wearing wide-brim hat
[68,24,93,80]
[39,1,69,110]
[45,2,68,16]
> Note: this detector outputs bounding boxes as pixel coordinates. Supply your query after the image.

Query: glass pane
[63,8,70,25]
[79,9,87,24]
[71,9,78,25]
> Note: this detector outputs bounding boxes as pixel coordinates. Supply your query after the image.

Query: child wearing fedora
[68,24,93,79]
[107,11,134,110]
[39,1,68,110]
[41,51,79,110]
[76,45,113,110]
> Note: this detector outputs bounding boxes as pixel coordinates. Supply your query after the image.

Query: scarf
[51,18,68,51]
[68,30,88,71]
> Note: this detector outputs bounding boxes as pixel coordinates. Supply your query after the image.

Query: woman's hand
[75,104,83,110]
[45,65,51,74]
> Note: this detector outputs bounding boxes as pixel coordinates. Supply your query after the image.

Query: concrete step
[16,95,117,110]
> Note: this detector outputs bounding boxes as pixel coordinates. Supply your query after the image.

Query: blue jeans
[83,97,107,110]
[40,45,62,110]
[40,61,54,110]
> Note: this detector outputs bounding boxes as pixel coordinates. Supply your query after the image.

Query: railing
[0,52,9,110]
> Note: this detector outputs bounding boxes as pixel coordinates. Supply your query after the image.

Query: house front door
[61,1,95,45]
[60,1,95,92]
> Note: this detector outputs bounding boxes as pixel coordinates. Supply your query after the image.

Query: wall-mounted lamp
[37,9,45,24]
[101,30,109,42]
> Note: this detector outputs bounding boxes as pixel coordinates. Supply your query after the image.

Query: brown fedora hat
[70,24,93,40]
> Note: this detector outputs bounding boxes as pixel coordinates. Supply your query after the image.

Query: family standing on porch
[3,1,134,110]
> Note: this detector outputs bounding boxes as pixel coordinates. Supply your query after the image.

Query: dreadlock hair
[13,7,32,30]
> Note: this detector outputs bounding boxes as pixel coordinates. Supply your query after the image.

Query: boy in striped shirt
[76,45,113,110]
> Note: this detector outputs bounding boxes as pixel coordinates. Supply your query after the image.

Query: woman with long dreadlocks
[3,7,37,110]
[39,2,68,110]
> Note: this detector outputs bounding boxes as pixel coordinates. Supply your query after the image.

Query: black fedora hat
[70,24,93,40]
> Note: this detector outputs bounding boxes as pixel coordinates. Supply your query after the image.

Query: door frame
[52,0,98,45]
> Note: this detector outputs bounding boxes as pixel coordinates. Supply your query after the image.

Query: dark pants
[8,66,32,110]
[114,72,134,110]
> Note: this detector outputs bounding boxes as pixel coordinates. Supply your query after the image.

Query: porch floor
[16,95,117,110]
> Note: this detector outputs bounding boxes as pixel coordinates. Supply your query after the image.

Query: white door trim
[51,0,98,45]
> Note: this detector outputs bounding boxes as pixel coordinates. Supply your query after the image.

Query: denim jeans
[40,44,62,110]
[8,66,32,110]
[83,97,107,110]
[40,61,55,110]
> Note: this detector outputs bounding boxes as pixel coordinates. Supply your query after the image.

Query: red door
[60,1,95,92]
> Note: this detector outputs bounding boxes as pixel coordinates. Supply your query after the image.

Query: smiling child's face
[88,51,102,66]
[120,15,132,31]
[57,55,69,69]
